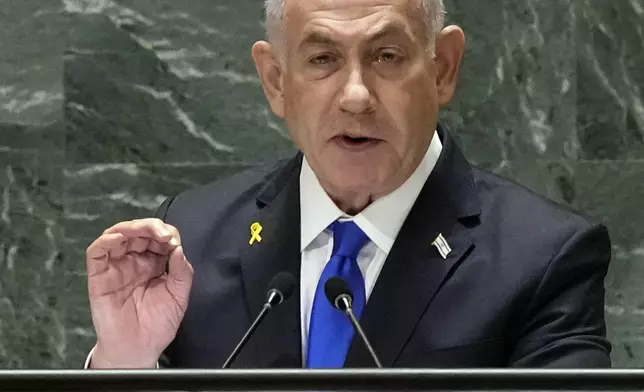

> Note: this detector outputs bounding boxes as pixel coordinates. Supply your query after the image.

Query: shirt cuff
[84,345,160,369]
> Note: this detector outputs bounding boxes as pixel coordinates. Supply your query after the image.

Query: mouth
[333,135,382,151]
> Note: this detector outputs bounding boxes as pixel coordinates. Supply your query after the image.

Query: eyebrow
[298,31,339,50]
[297,21,411,51]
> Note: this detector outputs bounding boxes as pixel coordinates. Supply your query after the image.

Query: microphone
[222,271,296,368]
[324,276,383,368]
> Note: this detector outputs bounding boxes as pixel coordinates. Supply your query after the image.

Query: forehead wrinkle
[298,17,413,51]
[364,19,415,42]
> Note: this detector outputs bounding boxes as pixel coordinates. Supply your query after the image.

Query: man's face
[254,0,463,205]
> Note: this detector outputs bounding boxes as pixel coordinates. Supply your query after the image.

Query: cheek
[286,82,335,132]
[376,83,437,158]
[283,86,324,149]
[398,72,438,122]
[378,91,418,142]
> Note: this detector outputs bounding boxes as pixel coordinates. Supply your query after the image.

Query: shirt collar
[299,131,443,253]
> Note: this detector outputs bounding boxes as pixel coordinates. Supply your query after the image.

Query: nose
[339,66,374,115]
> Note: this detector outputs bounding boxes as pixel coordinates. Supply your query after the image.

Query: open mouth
[341,135,372,145]
[334,135,381,151]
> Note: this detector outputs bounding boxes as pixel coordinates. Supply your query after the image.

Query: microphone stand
[222,302,272,369]
[337,294,383,368]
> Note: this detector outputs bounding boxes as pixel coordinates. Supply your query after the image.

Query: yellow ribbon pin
[249,222,263,245]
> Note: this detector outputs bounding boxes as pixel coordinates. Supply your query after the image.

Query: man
[85,0,612,368]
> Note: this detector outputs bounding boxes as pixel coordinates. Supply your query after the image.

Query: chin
[326,164,390,196]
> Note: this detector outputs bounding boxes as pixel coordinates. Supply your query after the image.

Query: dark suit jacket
[156,123,611,368]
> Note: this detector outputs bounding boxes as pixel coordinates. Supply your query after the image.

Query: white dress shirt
[299,131,442,362]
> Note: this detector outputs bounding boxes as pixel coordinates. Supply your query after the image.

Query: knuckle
[168,224,181,236]
[149,218,165,227]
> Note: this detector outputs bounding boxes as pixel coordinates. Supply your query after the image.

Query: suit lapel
[345,124,481,367]
[238,155,303,368]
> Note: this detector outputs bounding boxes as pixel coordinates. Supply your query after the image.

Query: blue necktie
[307,221,369,368]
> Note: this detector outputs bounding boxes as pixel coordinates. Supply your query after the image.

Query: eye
[374,49,403,64]
[371,48,408,79]
[304,52,341,80]
[309,53,336,65]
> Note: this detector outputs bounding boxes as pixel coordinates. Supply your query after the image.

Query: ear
[434,26,466,106]
[252,41,285,118]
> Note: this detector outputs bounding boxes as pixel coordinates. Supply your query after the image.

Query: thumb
[166,246,194,309]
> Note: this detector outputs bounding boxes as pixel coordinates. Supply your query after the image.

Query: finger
[89,252,167,298]
[133,252,168,283]
[125,237,173,256]
[166,246,194,310]
[127,237,151,254]
[86,233,128,276]
[104,219,181,246]
[147,239,173,256]
[162,224,181,246]
[87,232,128,260]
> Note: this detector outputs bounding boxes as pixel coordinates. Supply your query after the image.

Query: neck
[322,161,421,216]
[331,193,373,216]
[320,167,415,216]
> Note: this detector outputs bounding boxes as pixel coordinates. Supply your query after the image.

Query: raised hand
[86,218,194,368]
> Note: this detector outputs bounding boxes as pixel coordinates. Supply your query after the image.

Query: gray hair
[264,0,446,55]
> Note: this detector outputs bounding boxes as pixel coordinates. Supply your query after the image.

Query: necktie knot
[331,221,369,258]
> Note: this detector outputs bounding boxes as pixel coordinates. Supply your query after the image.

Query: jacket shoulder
[472,167,604,243]
[159,157,294,223]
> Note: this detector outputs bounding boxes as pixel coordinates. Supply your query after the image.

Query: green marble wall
[0,0,642,368]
